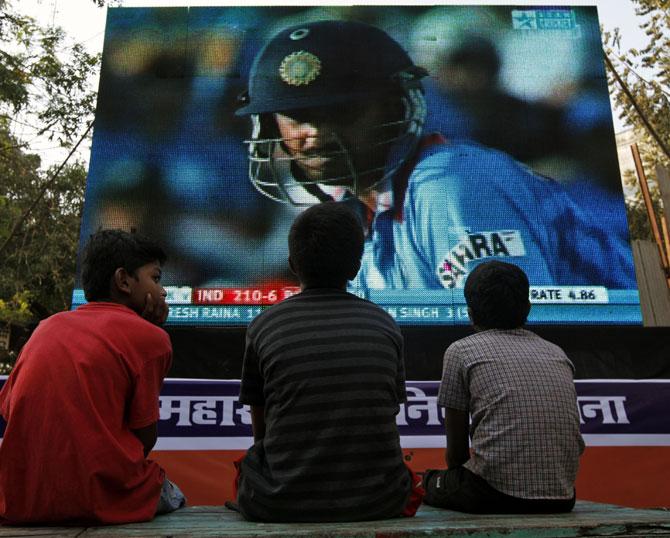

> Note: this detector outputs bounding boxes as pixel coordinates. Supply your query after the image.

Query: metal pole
[631,143,669,274]
[661,216,670,270]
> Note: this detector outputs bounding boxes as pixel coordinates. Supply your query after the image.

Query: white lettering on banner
[219,396,247,426]
[397,386,443,426]
[159,396,192,426]
[159,396,251,427]
[578,396,630,425]
[192,399,219,425]
[158,392,633,436]
[235,404,251,426]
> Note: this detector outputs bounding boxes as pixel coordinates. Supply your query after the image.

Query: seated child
[423,260,584,513]
[0,229,185,525]
[234,202,424,522]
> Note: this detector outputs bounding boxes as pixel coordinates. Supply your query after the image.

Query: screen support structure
[631,143,670,286]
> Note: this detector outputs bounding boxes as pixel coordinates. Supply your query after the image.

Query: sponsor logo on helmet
[279,51,322,86]
[437,230,526,288]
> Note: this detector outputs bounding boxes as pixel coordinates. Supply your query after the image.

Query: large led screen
[74,5,642,325]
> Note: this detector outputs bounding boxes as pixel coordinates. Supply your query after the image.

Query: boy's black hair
[464,261,530,330]
[82,229,167,301]
[288,202,364,288]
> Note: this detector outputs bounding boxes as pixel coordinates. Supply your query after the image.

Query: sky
[22,0,652,56]
[14,0,658,167]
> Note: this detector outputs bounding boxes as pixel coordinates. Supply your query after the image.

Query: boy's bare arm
[251,405,266,442]
[445,407,470,468]
[132,422,158,457]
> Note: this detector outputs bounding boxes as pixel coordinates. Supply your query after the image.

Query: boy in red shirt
[0,229,185,525]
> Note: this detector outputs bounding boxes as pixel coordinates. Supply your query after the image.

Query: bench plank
[0,530,83,537]
[1,502,669,538]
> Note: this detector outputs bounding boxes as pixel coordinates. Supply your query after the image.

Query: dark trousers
[423,466,576,514]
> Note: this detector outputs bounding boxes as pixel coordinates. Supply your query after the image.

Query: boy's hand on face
[141,292,169,326]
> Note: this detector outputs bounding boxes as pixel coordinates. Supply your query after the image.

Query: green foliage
[603,0,670,240]
[1,143,88,319]
[0,1,100,145]
[0,0,99,349]
[0,120,88,317]
[0,291,32,324]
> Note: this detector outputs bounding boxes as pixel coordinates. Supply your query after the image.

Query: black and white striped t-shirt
[237,288,410,522]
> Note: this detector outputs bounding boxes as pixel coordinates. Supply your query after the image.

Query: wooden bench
[2,502,669,537]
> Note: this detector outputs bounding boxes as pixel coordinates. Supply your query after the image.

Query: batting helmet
[236,20,428,205]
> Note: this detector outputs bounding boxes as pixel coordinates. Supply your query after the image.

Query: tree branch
[604,52,670,163]
[0,120,93,258]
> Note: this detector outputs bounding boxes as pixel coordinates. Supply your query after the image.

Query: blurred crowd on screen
[78,6,626,290]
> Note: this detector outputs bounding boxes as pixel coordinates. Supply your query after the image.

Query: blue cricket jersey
[352,140,636,290]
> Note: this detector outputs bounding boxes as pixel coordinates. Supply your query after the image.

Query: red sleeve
[0,376,11,420]
[0,348,27,420]
[127,349,172,430]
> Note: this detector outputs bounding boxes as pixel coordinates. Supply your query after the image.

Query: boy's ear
[113,267,133,296]
[288,256,297,276]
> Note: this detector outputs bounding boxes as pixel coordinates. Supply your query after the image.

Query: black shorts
[423,466,576,514]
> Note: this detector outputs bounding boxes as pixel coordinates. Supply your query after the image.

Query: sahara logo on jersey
[437,230,526,288]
